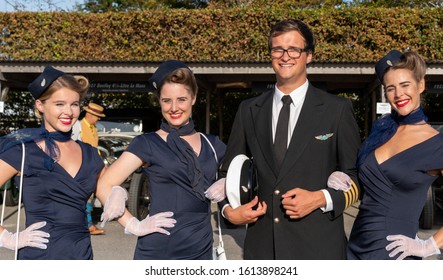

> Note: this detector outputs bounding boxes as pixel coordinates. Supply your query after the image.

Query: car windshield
[97,120,142,134]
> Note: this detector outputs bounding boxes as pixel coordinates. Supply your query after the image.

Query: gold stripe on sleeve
[342,180,359,209]
[343,190,350,209]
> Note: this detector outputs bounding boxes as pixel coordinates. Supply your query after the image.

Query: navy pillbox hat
[148,60,189,91]
[375,50,403,82]
[28,66,65,99]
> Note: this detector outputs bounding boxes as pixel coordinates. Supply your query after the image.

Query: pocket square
[315,133,334,140]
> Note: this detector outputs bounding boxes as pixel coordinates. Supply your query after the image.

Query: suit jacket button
[274,217,280,224]
[274,190,280,196]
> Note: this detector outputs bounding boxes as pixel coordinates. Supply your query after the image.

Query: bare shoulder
[419,124,440,138]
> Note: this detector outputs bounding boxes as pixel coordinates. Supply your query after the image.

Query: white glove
[327,171,352,191]
[0,221,50,250]
[100,186,128,227]
[205,178,226,202]
[386,234,441,260]
[124,212,176,236]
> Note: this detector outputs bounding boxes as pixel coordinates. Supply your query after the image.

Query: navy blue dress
[0,141,104,260]
[125,132,225,260]
[348,134,443,259]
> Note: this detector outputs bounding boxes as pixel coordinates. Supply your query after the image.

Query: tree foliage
[4,0,443,12]
[350,0,443,7]
[0,91,40,132]
[76,0,443,10]
[2,0,76,11]
[77,0,208,11]
[207,0,344,8]
[163,0,208,8]
[1,8,443,62]
[77,0,159,12]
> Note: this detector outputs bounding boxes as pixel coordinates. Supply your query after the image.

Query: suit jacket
[220,84,361,259]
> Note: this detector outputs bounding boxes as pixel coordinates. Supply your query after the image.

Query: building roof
[1,59,443,100]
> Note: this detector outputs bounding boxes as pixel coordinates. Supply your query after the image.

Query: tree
[163,0,208,8]
[2,0,77,11]
[0,91,39,132]
[208,0,344,8]
[77,0,159,12]
[349,0,443,7]
[77,0,208,11]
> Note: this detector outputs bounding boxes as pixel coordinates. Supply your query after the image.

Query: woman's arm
[95,151,143,204]
[95,152,143,226]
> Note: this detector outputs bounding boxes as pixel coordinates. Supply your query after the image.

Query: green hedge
[0,7,442,62]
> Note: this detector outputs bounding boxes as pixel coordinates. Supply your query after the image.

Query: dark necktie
[274,95,292,168]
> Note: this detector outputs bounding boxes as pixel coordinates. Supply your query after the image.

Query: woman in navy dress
[97,60,226,260]
[0,66,105,259]
[347,50,443,259]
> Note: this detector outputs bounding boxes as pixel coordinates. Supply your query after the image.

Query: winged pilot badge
[315,133,334,140]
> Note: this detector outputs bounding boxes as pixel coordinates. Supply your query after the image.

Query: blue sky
[0,0,82,12]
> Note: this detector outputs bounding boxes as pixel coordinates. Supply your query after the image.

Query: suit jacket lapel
[250,90,280,176]
[277,85,326,181]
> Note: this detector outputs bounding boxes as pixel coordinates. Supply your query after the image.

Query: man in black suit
[219,19,361,259]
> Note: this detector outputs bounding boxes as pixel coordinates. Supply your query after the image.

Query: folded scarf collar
[160,118,207,201]
[0,123,72,170]
[357,106,428,168]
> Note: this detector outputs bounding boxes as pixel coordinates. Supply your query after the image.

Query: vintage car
[96,120,150,220]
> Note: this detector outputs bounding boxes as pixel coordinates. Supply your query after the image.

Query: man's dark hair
[268,19,315,54]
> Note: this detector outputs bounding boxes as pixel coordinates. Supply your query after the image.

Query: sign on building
[89,82,149,93]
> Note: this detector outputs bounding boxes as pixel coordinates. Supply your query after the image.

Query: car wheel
[128,171,150,220]
[420,186,434,230]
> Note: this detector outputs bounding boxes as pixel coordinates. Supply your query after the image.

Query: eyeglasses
[270,47,306,59]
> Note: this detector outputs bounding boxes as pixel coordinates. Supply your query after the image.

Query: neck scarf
[0,123,72,171]
[160,118,206,201]
[357,106,428,168]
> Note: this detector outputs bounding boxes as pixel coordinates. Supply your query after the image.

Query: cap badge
[41,79,46,87]
[153,81,157,89]
[387,60,393,66]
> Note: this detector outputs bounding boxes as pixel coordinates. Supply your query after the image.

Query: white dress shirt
[272,80,333,212]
